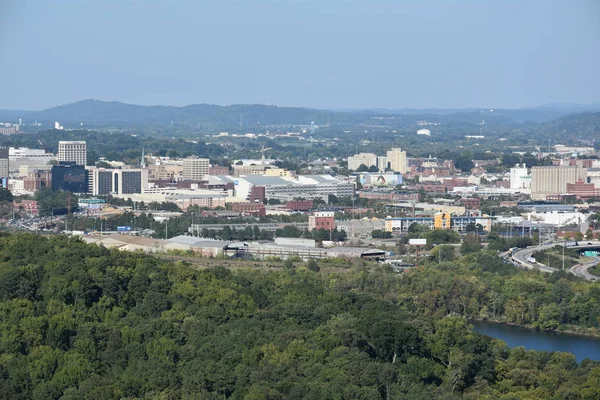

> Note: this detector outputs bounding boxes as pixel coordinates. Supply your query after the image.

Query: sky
[0,0,599,110]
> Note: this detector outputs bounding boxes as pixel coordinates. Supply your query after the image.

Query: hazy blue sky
[0,0,599,110]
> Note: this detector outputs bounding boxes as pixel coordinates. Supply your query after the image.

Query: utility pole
[165,219,168,239]
[191,212,195,237]
[562,235,565,270]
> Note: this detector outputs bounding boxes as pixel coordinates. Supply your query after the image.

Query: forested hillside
[0,234,600,399]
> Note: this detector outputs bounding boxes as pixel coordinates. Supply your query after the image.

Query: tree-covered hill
[2,99,599,132]
[0,234,600,399]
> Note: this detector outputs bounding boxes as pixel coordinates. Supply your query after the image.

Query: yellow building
[434,213,451,229]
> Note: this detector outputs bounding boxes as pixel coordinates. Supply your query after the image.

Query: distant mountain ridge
[0,99,599,129]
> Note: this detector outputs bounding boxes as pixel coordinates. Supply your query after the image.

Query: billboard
[409,238,427,246]
[359,173,403,186]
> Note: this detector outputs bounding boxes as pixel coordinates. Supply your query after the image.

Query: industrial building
[117,189,227,211]
[531,165,587,200]
[206,174,353,202]
[510,164,531,191]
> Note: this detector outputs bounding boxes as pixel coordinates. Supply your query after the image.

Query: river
[472,320,600,363]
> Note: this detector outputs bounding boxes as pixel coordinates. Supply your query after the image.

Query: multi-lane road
[511,244,557,273]
[511,243,600,281]
[569,257,600,281]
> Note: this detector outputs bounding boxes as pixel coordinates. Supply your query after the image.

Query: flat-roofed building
[309,211,335,231]
[182,156,209,181]
[58,141,87,166]
[386,148,408,173]
[531,165,587,200]
[88,168,149,195]
[348,153,377,171]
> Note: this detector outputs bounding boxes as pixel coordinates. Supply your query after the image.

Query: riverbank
[472,320,600,363]
[472,317,600,339]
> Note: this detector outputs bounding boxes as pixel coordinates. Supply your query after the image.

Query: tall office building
[531,165,587,200]
[88,168,149,195]
[0,148,8,188]
[386,148,408,174]
[58,141,87,166]
[182,156,210,180]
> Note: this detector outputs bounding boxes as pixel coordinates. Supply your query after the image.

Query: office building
[9,147,56,174]
[348,153,377,171]
[0,148,8,188]
[531,166,587,200]
[386,148,408,173]
[88,168,149,195]
[182,157,210,181]
[51,162,88,193]
[58,141,87,166]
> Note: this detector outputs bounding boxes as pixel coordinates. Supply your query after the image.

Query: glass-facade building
[51,162,88,193]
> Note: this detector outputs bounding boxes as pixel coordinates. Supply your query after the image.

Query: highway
[569,257,600,281]
[511,243,600,280]
[511,244,558,273]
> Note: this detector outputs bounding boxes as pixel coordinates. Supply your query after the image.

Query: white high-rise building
[386,148,408,173]
[182,156,210,181]
[58,141,87,166]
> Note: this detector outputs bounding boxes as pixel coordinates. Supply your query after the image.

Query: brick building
[231,202,266,217]
[308,211,335,232]
[459,197,481,209]
[566,179,600,200]
[285,200,313,211]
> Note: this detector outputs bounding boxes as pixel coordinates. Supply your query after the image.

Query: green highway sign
[583,251,598,257]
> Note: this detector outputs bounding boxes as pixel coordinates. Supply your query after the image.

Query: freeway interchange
[509,242,600,281]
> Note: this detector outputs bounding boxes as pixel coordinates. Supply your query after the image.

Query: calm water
[472,320,600,363]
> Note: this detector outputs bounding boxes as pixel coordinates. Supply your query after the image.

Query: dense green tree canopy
[0,234,599,399]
